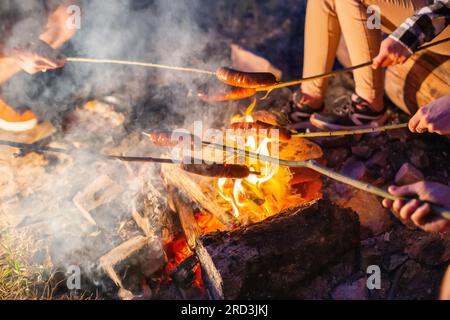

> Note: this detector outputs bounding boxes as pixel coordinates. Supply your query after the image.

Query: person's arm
[409,95,450,135]
[2,0,73,74]
[382,181,450,233]
[373,0,450,68]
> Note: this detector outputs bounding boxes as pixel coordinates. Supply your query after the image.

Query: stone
[351,145,374,160]
[341,157,369,181]
[394,163,424,186]
[394,260,442,299]
[231,44,282,80]
[386,128,410,142]
[386,254,409,271]
[325,148,350,168]
[405,233,450,267]
[331,276,368,300]
[320,136,352,149]
[330,186,393,238]
[410,149,430,169]
[366,150,389,169]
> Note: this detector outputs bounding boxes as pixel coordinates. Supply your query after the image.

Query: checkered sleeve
[389,0,450,53]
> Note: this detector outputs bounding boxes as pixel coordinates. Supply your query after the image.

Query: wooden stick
[66,38,449,90]
[203,141,450,221]
[66,57,215,75]
[256,37,450,92]
[292,123,408,138]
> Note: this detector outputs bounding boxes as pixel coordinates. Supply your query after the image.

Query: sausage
[216,67,277,89]
[181,163,253,178]
[198,87,256,102]
[145,130,200,147]
[225,121,292,142]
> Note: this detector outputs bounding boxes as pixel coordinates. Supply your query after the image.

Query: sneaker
[0,99,37,132]
[290,90,324,123]
[310,93,388,131]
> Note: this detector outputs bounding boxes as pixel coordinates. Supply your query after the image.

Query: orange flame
[218,100,320,225]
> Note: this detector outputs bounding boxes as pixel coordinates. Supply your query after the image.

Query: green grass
[0,230,50,300]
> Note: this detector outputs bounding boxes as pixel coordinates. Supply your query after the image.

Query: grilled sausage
[225,121,292,142]
[198,87,256,102]
[181,163,253,178]
[216,67,277,89]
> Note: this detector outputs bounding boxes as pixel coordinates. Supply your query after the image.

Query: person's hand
[372,37,412,69]
[382,181,450,233]
[409,95,450,135]
[11,40,65,74]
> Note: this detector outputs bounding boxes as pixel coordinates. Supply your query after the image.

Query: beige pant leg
[302,0,342,98]
[335,0,384,109]
[441,264,450,300]
[302,0,384,109]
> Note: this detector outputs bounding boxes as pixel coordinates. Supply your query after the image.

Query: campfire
[158,98,362,299]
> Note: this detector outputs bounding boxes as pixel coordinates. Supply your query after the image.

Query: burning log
[161,164,238,228]
[99,234,164,299]
[73,174,124,225]
[167,186,201,248]
[196,200,360,299]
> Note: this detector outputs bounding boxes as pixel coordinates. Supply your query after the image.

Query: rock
[330,186,393,238]
[341,157,369,181]
[386,128,410,142]
[331,276,368,300]
[231,44,282,80]
[394,163,424,186]
[385,254,409,271]
[366,150,389,169]
[405,233,450,266]
[351,145,374,160]
[394,260,442,299]
[409,149,430,169]
[320,136,352,149]
[325,148,350,168]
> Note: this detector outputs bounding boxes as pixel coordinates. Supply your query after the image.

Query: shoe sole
[0,118,38,132]
[310,113,389,131]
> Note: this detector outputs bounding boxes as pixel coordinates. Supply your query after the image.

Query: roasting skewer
[2,137,449,220]
[66,38,450,100]
[202,140,450,221]
[291,123,409,138]
[0,140,259,178]
[141,129,450,221]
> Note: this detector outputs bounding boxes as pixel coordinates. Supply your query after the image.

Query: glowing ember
[218,100,323,225]
[164,236,203,289]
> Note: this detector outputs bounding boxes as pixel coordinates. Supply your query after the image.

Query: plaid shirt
[389,0,450,53]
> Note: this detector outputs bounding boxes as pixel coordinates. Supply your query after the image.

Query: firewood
[99,234,162,290]
[73,174,124,225]
[167,186,201,249]
[196,200,360,299]
[161,164,238,228]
